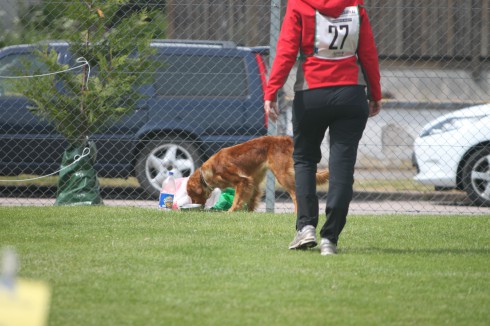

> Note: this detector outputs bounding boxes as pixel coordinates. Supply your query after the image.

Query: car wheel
[462,147,490,207]
[135,136,201,198]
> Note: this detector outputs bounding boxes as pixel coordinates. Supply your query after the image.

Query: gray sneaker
[320,238,337,255]
[288,225,317,250]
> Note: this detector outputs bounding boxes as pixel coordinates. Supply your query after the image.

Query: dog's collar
[199,168,214,192]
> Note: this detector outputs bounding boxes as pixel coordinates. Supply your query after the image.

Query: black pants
[292,85,369,244]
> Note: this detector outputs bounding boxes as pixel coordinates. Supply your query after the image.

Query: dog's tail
[287,167,330,185]
[316,169,330,185]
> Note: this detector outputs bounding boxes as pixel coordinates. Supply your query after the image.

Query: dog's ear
[186,170,206,204]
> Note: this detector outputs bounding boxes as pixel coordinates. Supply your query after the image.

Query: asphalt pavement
[1,192,488,215]
[1,169,488,215]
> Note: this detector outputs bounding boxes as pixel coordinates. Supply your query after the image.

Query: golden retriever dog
[186,135,329,212]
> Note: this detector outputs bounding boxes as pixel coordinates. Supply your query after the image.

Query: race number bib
[314,6,360,60]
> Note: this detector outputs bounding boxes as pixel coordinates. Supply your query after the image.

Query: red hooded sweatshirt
[265,0,381,102]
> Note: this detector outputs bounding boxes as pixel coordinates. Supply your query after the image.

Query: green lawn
[1,207,489,325]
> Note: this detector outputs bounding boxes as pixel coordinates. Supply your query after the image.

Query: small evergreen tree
[13,0,160,205]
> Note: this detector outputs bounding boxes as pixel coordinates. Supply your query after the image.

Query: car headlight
[420,116,487,137]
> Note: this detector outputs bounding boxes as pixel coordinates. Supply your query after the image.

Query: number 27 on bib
[314,6,360,60]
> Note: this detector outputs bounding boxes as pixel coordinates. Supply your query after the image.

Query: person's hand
[264,100,279,123]
[369,100,382,117]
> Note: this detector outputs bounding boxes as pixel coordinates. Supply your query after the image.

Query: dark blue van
[0,40,269,197]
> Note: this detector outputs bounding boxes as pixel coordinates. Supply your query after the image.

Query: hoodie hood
[302,0,361,17]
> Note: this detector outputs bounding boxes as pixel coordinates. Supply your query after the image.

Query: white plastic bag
[172,177,222,210]
[172,177,191,210]
[205,188,222,209]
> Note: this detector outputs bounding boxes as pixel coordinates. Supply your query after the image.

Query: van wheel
[462,147,490,207]
[135,136,201,198]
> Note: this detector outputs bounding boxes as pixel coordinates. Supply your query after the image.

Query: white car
[413,103,490,206]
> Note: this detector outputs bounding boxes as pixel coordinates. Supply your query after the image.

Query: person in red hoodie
[264,0,382,255]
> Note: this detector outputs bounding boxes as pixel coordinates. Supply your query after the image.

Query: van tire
[135,136,201,198]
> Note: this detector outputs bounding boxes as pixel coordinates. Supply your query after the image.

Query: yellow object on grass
[0,278,51,326]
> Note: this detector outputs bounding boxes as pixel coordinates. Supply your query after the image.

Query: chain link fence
[0,0,489,214]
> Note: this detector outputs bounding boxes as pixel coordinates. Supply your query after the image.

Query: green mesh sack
[210,188,235,211]
[55,141,103,206]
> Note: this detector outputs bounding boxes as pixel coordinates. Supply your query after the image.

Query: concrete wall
[278,66,490,169]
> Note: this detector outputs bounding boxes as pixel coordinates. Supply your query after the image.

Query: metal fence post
[471,0,483,81]
[265,0,281,213]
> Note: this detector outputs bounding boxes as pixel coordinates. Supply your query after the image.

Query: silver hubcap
[470,153,490,201]
[145,144,195,191]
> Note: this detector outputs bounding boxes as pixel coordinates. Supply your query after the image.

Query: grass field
[1,207,489,325]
